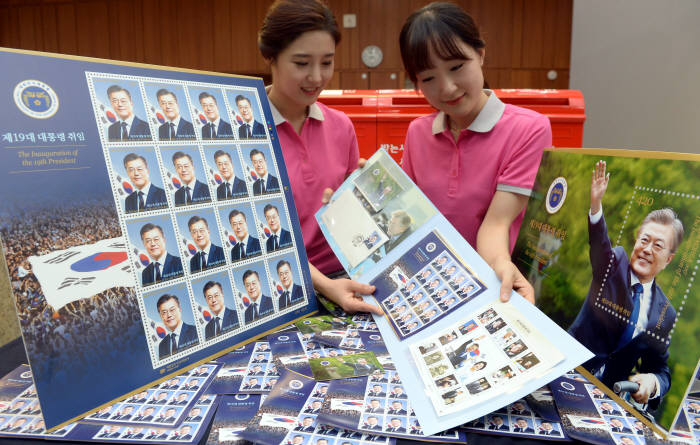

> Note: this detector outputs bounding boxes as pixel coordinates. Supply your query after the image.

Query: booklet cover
[316,369,465,442]
[550,371,653,445]
[0,47,318,429]
[239,369,394,445]
[316,149,593,435]
[525,385,562,422]
[205,393,264,445]
[512,148,700,438]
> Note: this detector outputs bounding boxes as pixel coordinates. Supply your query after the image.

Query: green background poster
[513,148,700,432]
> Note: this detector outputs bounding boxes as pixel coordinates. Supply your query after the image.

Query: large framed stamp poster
[512,148,700,438]
[0,48,317,429]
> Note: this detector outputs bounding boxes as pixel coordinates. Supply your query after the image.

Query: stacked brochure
[316,149,594,435]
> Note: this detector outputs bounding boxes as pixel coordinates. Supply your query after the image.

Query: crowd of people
[1,202,141,386]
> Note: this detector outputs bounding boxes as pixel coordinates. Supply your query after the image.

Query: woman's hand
[321,158,367,204]
[491,257,535,304]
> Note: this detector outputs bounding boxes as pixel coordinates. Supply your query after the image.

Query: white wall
[570,0,700,154]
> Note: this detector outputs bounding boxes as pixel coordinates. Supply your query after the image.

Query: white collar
[168,115,182,127]
[135,181,151,195]
[151,252,167,264]
[630,272,653,295]
[122,114,135,126]
[266,86,324,125]
[431,89,505,135]
[198,242,211,256]
[169,320,183,339]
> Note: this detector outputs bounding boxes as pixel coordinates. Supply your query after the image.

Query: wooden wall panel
[75,0,110,58]
[55,2,77,54]
[0,0,572,89]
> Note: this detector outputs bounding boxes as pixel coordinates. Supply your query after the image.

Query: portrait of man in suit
[609,418,632,433]
[241,377,260,390]
[156,88,195,140]
[187,215,225,273]
[111,405,134,420]
[121,427,144,440]
[276,260,304,309]
[203,280,238,340]
[512,418,534,434]
[386,418,406,433]
[365,416,382,431]
[242,269,274,324]
[228,209,262,260]
[304,400,322,414]
[99,425,122,438]
[198,92,233,139]
[386,401,406,415]
[365,399,383,414]
[600,401,622,415]
[172,151,211,206]
[213,150,247,200]
[372,210,413,261]
[172,424,192,440]
[133,406,155,422]
[157,293,199,359]
[295,417,315,432]
[24,419,45,435]
[184,408,202,423]
[146,428,169,440]
[569,161,683,409]
[139,223,184,286]
[346,356,378,376]
[170,393,190,405]
[264,204,292,252]
[250,149,279,195]
[183,378,201,391]
[127,390,149,404]
[106,85,151,141]
[488,415,508,431]
[3,400,25,414]
[236,95,265,139]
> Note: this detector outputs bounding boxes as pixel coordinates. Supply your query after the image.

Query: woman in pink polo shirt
[399,3,552,303]
[258,0,381,315]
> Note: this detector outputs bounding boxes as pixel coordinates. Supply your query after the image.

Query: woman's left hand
[491,258,534,304]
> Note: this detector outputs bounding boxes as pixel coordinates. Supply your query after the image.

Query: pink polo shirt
[270,100,359,274]
[402,91,551,252]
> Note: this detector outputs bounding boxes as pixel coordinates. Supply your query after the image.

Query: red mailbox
[319,89,586,164]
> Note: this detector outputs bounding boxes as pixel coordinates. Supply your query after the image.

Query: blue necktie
[137,191,145,210]
[120,121,128,140]
[619,283,643,348]
[170,333,177,354]
[185,186,192,204]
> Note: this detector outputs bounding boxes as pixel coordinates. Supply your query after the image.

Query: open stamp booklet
[316,149,593,435]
